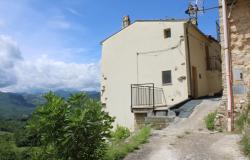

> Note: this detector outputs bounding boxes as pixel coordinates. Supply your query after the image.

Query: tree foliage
[26,92,114,160]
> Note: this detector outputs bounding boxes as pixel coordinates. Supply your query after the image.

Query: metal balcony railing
[131,83,167,112]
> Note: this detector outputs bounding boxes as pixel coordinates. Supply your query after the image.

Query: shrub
[237,102,250,157]
[0,141,19,160]
[26,92,114,160]
[111,125,130,141]
[240,125,250,156]
[204,111,217,131]
[236,104,250,132]
[105,126,151,160]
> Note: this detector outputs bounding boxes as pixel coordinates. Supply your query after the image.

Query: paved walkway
[124,98,247,160]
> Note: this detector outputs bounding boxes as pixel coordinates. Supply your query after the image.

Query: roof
[187,22,219,44]
[101,19,189,44]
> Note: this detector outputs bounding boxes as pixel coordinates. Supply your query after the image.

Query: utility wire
[137,38,184,56]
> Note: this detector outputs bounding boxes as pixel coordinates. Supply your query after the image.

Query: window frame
[205,45,211,70]
[162,70,172,85]
[163,28,171,39]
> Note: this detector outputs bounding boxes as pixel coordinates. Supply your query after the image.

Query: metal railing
[131,83,167,112]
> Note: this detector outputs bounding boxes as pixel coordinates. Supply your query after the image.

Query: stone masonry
[219,0,250,127]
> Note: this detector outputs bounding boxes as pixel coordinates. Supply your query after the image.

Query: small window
[164,28,171,38]
[162,70,172,84]
[205,45,211,70]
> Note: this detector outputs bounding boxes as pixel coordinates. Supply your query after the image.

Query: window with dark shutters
[164,28,171,39]
[162,70,172,84]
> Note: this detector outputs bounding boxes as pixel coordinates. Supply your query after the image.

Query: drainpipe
[222,0,234,132]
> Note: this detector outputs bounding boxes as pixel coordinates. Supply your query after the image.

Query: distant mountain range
[0,90,100,119]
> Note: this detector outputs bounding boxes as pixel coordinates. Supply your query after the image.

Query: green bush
[105,126,151,160]
[236,104,250,132]
[0,141,19,160]
[111,125,130,141]
[204,111,217,131]
[236,102,250,157]
[240,126,250,156]
[26,92,114,160]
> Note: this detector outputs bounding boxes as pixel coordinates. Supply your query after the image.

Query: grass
[111,125,130,142]
[204,111,217,131]
[241,129,250,156]
[236,107,250,132]
[235,102,250,157]
[105,126,151,160]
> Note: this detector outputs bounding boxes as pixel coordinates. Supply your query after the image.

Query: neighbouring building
[218,0,250,127]
[101,17,222,130]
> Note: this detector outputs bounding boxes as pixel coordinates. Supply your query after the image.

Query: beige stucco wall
[187,24,222,97]
[207,71,222,94]
[101,21,222,130]
[101,21,189,130]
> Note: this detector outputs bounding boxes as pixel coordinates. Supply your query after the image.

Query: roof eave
[100,19,189,45]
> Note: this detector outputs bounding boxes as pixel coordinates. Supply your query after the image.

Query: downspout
[222,0,234,132]
[185,23,193,98]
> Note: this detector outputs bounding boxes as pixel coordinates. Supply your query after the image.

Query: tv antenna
[185,0,205,26]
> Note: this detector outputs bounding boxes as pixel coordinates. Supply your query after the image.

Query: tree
[27,92,114,160]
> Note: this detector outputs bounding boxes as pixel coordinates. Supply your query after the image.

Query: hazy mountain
[0,92,35,119]
[0,90,100,119]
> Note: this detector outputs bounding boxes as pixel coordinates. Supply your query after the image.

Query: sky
[0,0,219,93]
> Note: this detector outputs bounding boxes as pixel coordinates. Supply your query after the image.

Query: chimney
[122,15,130,29]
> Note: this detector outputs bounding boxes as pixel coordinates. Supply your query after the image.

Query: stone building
[219,0,250,127]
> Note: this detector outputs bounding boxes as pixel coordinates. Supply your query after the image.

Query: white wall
[101,21,189,130]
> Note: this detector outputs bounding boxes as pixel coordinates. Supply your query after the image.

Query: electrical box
[233,68,243,81]
[233,84,248,95]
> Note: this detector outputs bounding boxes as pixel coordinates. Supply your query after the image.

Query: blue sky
[0,0,219,92]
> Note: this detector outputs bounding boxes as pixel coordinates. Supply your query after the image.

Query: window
[162,70,172,84]
[205,45,211,70]
[164,28,171,38]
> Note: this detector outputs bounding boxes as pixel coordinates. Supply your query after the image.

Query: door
[192,66,198,98]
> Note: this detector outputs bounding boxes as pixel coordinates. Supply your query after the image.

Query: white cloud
[48,16,72,30]
[65,8,83,17]
[0,35,22,87]
[0,35,100,92]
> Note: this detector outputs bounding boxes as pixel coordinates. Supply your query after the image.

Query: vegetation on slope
[105,126,151,160]
[26,92,114,160]
[204,111,217,131]
[0,90,100,119]
[236,101,250,156]
[0,91,150,160]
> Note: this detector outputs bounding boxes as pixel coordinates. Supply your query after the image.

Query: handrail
[131,83,167,113]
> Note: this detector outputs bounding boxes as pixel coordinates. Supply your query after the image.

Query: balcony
[130,83,168,113]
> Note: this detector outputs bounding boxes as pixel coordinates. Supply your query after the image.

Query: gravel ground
[124,98,247,160]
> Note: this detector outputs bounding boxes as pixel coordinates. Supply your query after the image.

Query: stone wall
[219,0,250,125]
[134,113,147,129]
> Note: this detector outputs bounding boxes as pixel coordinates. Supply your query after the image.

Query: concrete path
[124,98,247,160]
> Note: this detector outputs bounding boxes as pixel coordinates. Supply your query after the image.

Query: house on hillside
[101,16,222,130]
[218,0,250,125]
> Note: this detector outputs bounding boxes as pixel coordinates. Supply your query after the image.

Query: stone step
[145,116,174,130]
